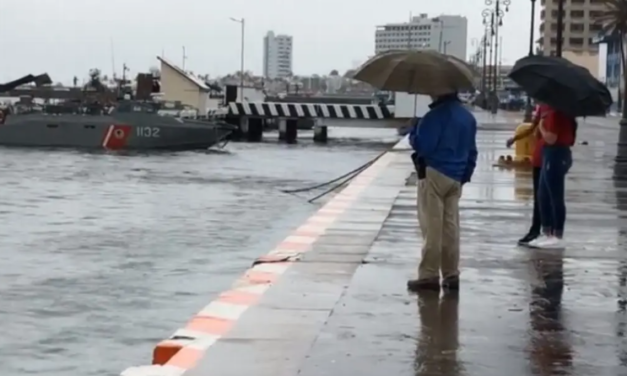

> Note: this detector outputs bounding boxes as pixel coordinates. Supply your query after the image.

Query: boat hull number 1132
[136,127,160,138]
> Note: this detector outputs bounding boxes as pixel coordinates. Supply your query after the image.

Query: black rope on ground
[307,166,365,203]
[281,149,389,195]
[280,148,396,203]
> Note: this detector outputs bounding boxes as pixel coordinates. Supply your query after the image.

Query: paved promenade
[122,118,627,376]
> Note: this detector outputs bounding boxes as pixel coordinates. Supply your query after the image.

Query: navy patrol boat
[0,74,234,151]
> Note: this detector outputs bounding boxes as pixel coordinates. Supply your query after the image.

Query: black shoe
[518,232,540,246]
[407,278,440,292]
[442,276,459,290]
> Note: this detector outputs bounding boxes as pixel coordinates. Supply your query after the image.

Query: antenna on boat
[122,63,129,84]
[110,38,117,80]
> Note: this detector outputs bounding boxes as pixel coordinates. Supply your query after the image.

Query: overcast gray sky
[1,0,540,84]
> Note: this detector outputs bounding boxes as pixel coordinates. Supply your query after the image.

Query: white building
[374,14,468,61]
[263,31,293,79]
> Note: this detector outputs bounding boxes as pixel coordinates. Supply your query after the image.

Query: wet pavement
[187,120,627,376]
[0,127,398,376]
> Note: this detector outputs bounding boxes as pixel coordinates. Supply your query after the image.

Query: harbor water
[0,126,399,376]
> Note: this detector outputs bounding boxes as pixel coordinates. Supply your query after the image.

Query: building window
[551,10,563,18]
[570,10,584,18]
[569,37,584,46]
[570,23,584,32]
[550,23,563,31]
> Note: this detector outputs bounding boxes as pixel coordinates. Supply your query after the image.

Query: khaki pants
[417,167,462,280]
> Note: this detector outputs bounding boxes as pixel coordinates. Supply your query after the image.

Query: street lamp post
[438,19,445,53]
[481,9,494,111]
[523,0,537,122]
[480,27,490,109]
[555,0,564,57]
[486,0,510,114]
[230,17,245,101]
[482,0,509,114]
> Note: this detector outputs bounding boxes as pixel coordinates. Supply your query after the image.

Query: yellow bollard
[514,123,536,163]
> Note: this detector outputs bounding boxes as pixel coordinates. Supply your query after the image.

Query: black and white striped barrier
[227,102,395,119]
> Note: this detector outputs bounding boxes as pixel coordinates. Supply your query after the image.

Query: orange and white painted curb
[121,151,399,376]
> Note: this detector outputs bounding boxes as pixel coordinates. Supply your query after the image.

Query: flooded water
[0,126,399,376]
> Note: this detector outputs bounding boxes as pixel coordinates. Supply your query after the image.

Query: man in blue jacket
[407,92,478,292]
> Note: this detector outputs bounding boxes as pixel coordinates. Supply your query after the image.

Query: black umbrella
[508,55,612,117]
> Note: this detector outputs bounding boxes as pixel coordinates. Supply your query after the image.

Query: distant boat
[0,100,235,151]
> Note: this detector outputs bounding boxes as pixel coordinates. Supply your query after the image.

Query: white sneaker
[527,234,552,248]
[537,237,566,249]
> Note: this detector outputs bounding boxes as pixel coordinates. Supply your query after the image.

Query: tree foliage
[595,0,627,115]
[596,0,627,37]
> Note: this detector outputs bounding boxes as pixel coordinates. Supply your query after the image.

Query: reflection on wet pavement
[297,123,627,375]
[0,127,397,376]
[528,250,571,376]
[414,291,462,376]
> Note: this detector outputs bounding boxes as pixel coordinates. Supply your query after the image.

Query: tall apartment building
[263,31,293,80]
[374,14,468,61]
[538,0,606,55]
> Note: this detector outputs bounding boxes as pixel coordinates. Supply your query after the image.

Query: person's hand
[506,137,515,148]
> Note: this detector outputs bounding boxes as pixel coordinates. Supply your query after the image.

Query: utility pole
[230,17,245,102]
[438,19,444,53]
[182,46,187,70]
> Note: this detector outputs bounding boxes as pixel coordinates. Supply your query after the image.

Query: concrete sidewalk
[123,123,627,376]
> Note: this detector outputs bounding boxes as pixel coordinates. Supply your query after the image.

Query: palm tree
[596,0,627,118]
[596,0,627,179]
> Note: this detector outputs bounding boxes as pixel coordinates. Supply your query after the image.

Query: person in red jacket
[527,106,576,249]
[507,103,551,245]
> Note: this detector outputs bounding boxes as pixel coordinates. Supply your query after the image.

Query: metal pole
[528,0,536,55]
[240,19,245,101]
[481,8,492,110]
[488,15,494,110]
[556,0,564,56]
[523,0,537,122]
[482,33,488,98]
[491,2,500,114]
[230,17,245,101]
[439,19,444,52]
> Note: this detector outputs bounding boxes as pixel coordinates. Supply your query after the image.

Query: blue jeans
[538,146,572,237]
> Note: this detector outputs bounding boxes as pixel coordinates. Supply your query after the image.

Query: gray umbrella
[352,50,476,96]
